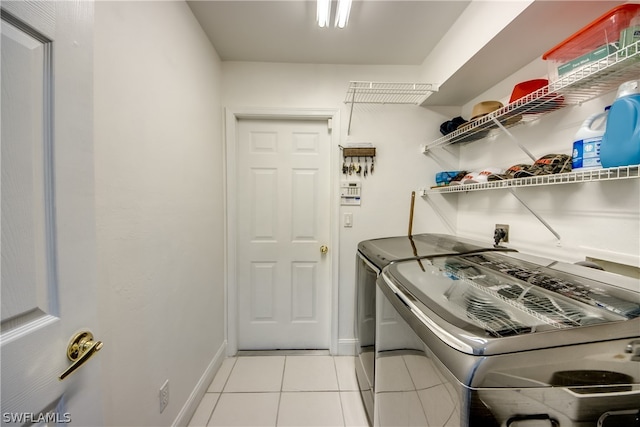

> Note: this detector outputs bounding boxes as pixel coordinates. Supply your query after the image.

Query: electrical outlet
[495,224,510,243]
[159,380,169,413]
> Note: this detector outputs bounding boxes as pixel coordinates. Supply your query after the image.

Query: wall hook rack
[341,146,376,177]
[342,147,376,158]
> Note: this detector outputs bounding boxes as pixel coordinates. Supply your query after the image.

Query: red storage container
[542,3,640,81]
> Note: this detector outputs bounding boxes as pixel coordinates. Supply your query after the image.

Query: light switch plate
[344,213,353,228]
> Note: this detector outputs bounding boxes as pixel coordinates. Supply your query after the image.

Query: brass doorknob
[320,245,328,254]
[59,330,103,381]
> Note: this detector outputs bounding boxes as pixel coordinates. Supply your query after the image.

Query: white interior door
[236,118,331,350]
[1,2,103,425]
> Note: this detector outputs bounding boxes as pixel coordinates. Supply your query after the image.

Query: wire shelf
[426,40,640,150]
[344,81,438,105]
[424,165,640,195]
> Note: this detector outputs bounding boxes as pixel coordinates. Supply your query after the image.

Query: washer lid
[357,233,498,269]
[383,251,640,355]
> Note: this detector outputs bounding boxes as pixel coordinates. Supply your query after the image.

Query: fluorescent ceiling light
[317,0,352,28]
[317,0,331,28]
[335,0,352,28]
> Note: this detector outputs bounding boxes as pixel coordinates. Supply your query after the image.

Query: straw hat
[473,100,523,127]
[456,99,522,140]
[457,100,502,130]
[470,101,503,120]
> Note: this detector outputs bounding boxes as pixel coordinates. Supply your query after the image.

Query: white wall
[222,62,458,353]
[94,2,225,425]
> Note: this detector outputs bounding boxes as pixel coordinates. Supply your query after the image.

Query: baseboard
[172,340,227,427]
[337,338,357,356]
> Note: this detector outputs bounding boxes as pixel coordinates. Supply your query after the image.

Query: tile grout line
[198,355,362,427]
[205,357,237,426]
[203,393,218,427]
[333,356,343,392]
[218,357,237,394]
[334,357,347,427]
[274,355,287,427]
[401,354,430,426]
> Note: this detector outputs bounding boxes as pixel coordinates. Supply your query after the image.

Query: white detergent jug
[572,107,609,170]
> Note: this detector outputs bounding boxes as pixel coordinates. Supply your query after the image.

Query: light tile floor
[188,355,370,427]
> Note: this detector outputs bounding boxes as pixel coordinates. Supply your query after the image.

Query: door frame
[224,108,341,356]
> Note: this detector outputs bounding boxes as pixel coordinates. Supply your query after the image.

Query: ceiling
[187,0,625,105]
[187,0,471,65]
